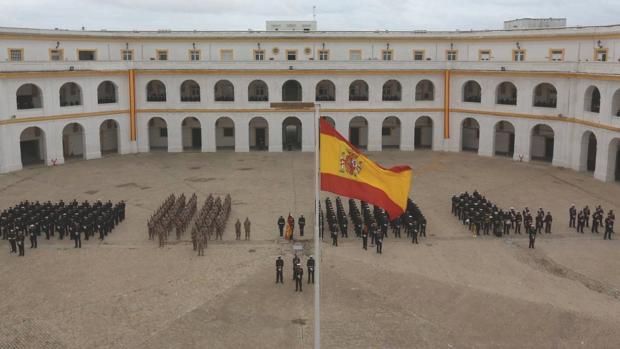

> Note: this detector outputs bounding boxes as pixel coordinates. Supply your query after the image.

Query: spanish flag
[320,117,412,219]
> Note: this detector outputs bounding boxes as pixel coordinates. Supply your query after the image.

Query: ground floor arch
[494,121,515,157]
[215,117,235,151]
[249,117,269,151]
[349,116,368,149]
[20,126,46,166]
[530,124,554,162]
[580,131,597,172]
[381,116,401,150]
[461,117,480,152]
[62,122,85,160]
[182,117,202,151]
[282,116,302,151]
[148,117,168,151]
[414,116,433,149]
[100,119,119,155]
[609,138,620,182]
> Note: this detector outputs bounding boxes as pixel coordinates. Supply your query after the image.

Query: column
[367,116,382,151]
[235,117,250,152]
[84,123,102,160]
[167,118,183,153]
[512,123,530,162]
[202,117,216,152]
[400,115,415,151]
[302,112,314,152]
[477,121,494,157]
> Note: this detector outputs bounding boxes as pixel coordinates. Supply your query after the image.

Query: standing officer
[362,224,368,250]
[292,254,300,280]
[275,256,284,284]
[515,212,522,234]
[244,217,251,240]
[298,214,306,237]
[528,224,536,249]
[331,225,338,246]
[544,212,553,234]
[577,211,585,233]
[277,216,285,237]
[307,256,315,284]
[376,232,383,254]
[73,223,82,248]
[235,219,241,240]
[294,264,303,292]
[569,205,577,228]
[29,224,38,249]
[604,217,614,240]
[411,223,419,245]
[8,229,17,253]
[17,231,25,256]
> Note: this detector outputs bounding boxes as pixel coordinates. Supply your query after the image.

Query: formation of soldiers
[319,196,427,253]
[275,254,315,292]
[451,191,552,248]
[2,199,126,256]
[569,204,615,239]
[148,193,188,247]
[191,194,235,256]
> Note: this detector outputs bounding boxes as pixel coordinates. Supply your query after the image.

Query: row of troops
[569,204,615,239]
[275,254,315,292]
[190,194,235,256]
[277,214,306,240]
[451,191,553,240]
[320,197,427,253]
[2,199,125,255]
[148,193,192,244]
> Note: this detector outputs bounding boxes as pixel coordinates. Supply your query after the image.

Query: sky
[0,0,619,32]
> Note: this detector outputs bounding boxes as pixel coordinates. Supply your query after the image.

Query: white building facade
[0,25,619,182]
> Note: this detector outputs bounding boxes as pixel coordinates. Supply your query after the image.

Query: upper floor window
[595,48,608,62]
[121,49,133,61]
[549,49,564,62]
[446,50,457,61]
[382,49,393,61]
[156,50,168,61]
[78,50,96,61]
[413,50,425,61]
[9,49,23,62]
[318,49,329,61]
[50,49,64,61]
[479,50,491,61]
[513,49,525,62]
[189,49,201,61]
[254,49,265,61]
[220,49,233,61]
[350,50,362,61]
[286,50,297,61]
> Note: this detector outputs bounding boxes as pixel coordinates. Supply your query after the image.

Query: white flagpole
[313,103,321,349]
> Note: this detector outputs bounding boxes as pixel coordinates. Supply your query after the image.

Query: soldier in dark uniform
[29,224,38,248]
[277,216,285,237]
[17,231,25,256]
[294,264,303,292]
[292,254,300,280]
[577,211,585,233]
[244,217,251,240]
[583,205,590,228]
[411,223,419,245]
[275,256,284,284]
[515,212,522,234]
[362,224,368,250]
[376,233,383,254]
[8,229,17,253]
[544,212,553,233]
[569,205,576,228]
[604,217,614,240]
[235,219,241,240]
[307,256,315,284]
[298,214,305,237]
[331,225,338,246]
[73,223,82,248]
[528,224,536,249]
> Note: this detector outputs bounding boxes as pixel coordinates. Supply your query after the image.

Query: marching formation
[1,199,126,256]
[568,204,615,239]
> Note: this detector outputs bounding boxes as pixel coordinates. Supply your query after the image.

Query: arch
[533,83,557,108]
[382,80,402,101]
[214,80,234,102]
[349,80,369,101]
[415,80,434,101]
[607,138,620,182]
[282,80,302,102]
[97,81,117,104]
[282,116,302,151]
[349,116,368,149]
[182,117,202,151]
[19,126,46,166]
[322,116,336,128]
[316,80,336,102]
[382,116,401,149]
[496,82,517,105]
[462,80,481,103]
[249,117,269,151]
[62,122,85,160]
[461,117,480,152]
[493,121,515,157]
[215,117,235,151]
[580,131,597,172]
[59,82,82,107]
[146,80,166,102]
[584,85,601,113]
[16,83,43,109]
[414,116,433,149]
[180,80,201,102]
[100,119,120,155]
[612,88,620,117]
[148,117,168,151]
[530,124,555,162]
[248,80,269,101]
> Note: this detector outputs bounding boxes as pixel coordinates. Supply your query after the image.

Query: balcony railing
[248,95,268,102]
[382,95,401,101]
[98,97,117,104]
[147,95,166,102]
[497,98,517,105]
[181,96,201,102]
[215,96,234,102]
[533,100,557,108]
[464,96,481,103]
[315,95,335,102]
[349,95,368,101]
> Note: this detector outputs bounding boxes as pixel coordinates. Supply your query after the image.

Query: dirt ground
[0,150,619,349]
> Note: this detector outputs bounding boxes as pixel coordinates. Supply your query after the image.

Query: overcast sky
[0,0,618,32]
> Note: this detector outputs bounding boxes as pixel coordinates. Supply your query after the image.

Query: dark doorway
[192,128,202,149]
[20,140,42,166]
[255,128,267,150]
[350,127,360,147]
[615,149,620,182]
[587,133,597,172]
[545,138,554,161]
[414,127,421,147]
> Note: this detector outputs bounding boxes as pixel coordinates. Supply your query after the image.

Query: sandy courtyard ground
[0,150,619,348]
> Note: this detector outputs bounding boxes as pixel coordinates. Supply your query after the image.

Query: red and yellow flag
[320,117,412,219]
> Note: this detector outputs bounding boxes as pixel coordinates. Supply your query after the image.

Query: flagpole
[313,103,321,349]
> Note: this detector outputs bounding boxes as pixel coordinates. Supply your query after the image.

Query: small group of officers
[2,199,126,256]
[451,191,552,243]
[276,214,306,240]
[319,196,427,254]
[275,254,315,292]
[569,204,615,239]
